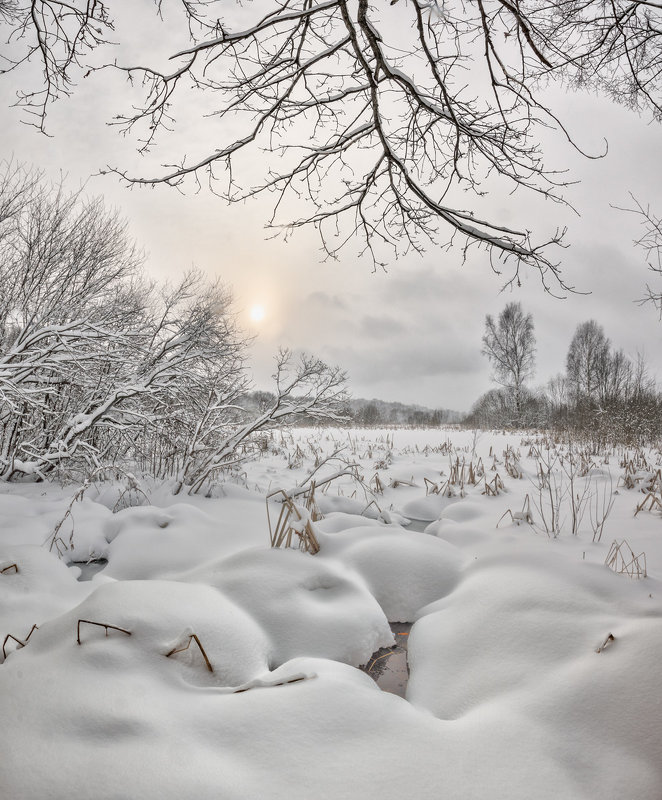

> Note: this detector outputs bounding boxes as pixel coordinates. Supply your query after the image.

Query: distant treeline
[242,392,462,428]
[466,313,662,446]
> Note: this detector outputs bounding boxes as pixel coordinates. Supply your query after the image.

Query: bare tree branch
[3,1,662,284]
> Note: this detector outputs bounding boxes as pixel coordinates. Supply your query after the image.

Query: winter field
[1,426,662,800]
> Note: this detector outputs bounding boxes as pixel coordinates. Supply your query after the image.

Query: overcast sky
[2,4,662,412]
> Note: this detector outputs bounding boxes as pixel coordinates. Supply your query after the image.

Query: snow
[179,547,394,666]
[316,523,465,621]
[102,500,266,580]
[2,427,662,799]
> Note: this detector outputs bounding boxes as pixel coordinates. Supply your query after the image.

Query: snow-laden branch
[178,349,348,494]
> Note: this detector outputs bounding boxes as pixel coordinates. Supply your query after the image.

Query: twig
[2,624,38,660]
[165,633,213,672]
[77,619,132,645]
[596,633,615,653]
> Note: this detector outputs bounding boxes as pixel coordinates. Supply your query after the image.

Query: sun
[249,304,265,323]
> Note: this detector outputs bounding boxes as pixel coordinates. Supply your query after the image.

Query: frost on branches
[0,163,347,490]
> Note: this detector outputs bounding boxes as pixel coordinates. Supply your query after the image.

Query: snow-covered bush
[0,163,347,489]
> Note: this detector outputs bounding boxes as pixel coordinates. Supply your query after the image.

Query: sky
[2,3,662,413]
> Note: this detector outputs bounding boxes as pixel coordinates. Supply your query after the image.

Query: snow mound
[103,502,265,579]
[183,546,393,667]
[315,511,383,533]
[407,553,662,796]
[21,578,270,687]
[400,493,458,521]
[426,518,494,548]
[316,493,381,518]
[103,505,176,542]
[438,499,485,523]
[0,646,450,800]
[0,489,111,558]
[318,525,465,621]
[0,545,91,651]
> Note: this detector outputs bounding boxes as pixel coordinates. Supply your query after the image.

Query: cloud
[359,315,406,338]
[324,338,484,383]
[306,292,349,310]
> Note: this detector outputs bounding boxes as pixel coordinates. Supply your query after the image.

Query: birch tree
[565,320,610,405]
[482,302,536,422]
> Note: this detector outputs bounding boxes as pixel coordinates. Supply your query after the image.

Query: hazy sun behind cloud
[250,304,265,323]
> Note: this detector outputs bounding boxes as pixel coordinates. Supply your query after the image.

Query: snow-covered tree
[0,163,348,486]
[176,349,348,494]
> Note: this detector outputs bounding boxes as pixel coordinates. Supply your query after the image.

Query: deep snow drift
[1,427,661,799]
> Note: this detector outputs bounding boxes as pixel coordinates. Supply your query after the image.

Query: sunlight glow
[250,304,265,323]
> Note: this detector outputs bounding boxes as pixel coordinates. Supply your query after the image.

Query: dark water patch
[70,559,108,581]
[361,622,412,698]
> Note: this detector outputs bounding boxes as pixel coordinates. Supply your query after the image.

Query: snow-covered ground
[1,427,661,799]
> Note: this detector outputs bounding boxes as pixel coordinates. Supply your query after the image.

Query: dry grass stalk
[634,492,662,517]
[2,624,38,661]
[439,439,454,455]
[497,494,533,527]
[49,536,69,557]
[0,562,19,574]
[643,468,662,494]
[618,455,658,491]
[389,477,417,488]
[438,478,457,497]
[112,474,150,512]
[77,619,132,645]
[482,474,505,496]
[370,472,385,495]
[605,540,647,579]
[303,481,323,522]
[166,633,214,673]
[267,489,320,555]
[467,462,477,485]
[448,457,462,485]
[361,499,383,518]
[590,473,615,543]
[233,674,311,693]
[47,466,149,556]
[424,477,441,496]
[619,472,636,490]
[595,633,615,653]
[504,447,523,479]
[578,454,596,478]
[287,443,306,469]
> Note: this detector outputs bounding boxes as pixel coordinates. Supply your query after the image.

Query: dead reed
[267,488,321,555]
[76,619,132,645]
[166,633,214,673]
[2,624,38,661]
[605,540,647,579]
